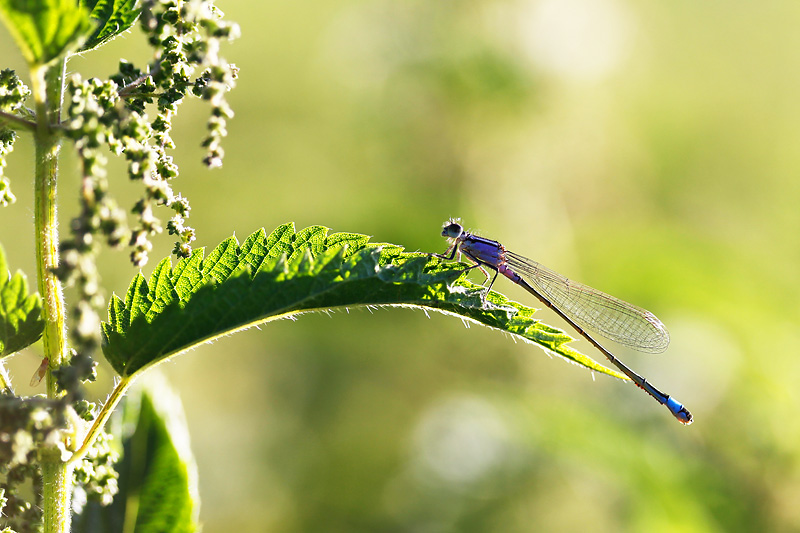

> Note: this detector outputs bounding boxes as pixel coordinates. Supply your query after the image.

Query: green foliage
[0,0,92,65]
[0,244,44,357]
[72,377,198,533]
[102,223,626,381]
[80,0,140,51]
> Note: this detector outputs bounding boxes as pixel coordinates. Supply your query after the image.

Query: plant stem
[32,63,66,397]
[32,59,70,533]
[69,376,132,466]
[41,460,75,533]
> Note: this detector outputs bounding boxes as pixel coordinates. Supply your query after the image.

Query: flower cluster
[0,129,15,207]
[62,0,239,273]
[0,68,31,207]
[120,0,240,263]
[60,76,131,368]
[0,394,119,530]
[72,428,119,509]
[0,395,68,533]
[0,69,28,112]
[57,0,239,390]
[1,2,239,531]
[53,348,98,411]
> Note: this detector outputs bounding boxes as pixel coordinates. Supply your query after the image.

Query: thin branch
[118,62,162,97]
[118,75,152,97]
[68,376,132,466]
[0,109,37,132]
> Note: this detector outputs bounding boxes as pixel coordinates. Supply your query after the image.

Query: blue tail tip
[666,397,693,425]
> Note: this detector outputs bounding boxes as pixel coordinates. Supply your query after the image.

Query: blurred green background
[3,0,800,531]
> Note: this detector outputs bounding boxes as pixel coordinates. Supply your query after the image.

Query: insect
[435,219,692,425]
[30,357,49,387]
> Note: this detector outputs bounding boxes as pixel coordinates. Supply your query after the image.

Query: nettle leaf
[0,244,44,357]
[72,375,198,533]
[0,0,93,65]
[102,223,626,381]
[80,0,140,52]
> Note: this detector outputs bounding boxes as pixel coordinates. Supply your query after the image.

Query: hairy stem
[41,460,75,533]
[32,59,70,533]
[69,376,132,466]
[33,63,66,397]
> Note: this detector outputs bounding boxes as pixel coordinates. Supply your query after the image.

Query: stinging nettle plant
[0,1,637,532]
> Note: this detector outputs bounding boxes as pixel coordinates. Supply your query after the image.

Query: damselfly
[435,219,692,425]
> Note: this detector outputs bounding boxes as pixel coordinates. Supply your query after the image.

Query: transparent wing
[505,251,670,353]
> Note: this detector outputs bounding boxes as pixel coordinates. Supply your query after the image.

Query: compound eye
[441,222,464,238]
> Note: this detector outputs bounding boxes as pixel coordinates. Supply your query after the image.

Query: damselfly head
[441,219,464,239]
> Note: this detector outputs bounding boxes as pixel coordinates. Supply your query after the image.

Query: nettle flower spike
[0,69,31,206]
[59,0,239,274]
[0,0,242,530]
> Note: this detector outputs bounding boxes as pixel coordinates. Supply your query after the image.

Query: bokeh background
[3,0,800,531]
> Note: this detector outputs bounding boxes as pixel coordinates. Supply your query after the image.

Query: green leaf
[0,243,44,357]
[102,223,627,381]
[0,0,93,65]
[80,0,140,52]
[72,375,199,533]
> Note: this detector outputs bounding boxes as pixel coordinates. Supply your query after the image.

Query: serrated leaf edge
[101,224,626,381]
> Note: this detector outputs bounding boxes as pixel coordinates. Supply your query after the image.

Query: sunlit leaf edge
[79,0,140,52]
